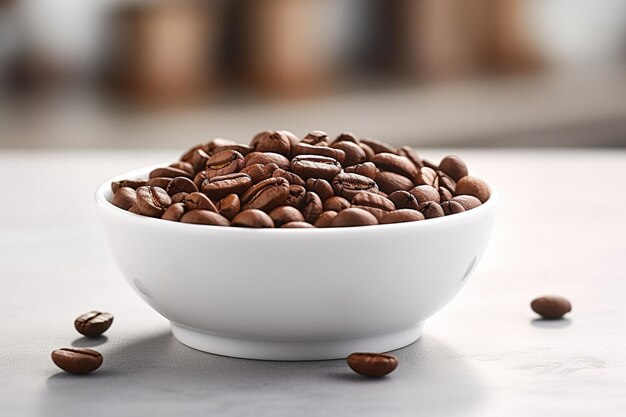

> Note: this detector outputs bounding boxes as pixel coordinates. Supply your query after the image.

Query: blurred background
[1,0,625,149]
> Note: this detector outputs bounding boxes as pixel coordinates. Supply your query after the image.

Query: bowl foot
[170,322,424,361]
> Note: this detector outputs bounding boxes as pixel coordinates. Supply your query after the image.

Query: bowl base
[170,322,424,361]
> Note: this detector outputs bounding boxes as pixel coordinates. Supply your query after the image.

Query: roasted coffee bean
[146,177,172,189]
[451,195,481,210]
[51,348,103,375]
[331,141,366,167]
[272,168,305,186]
[201,173,252,200]
[286,185,307,209]
[388,190,419,210]
[305,178,334,200]
[397,146,423,169]
[351,205,386,221]
[217,194,240,220]
[166,177,198,196]
[352,191,395,212]
[206,150,245,179]
[439,155,468,181]
[213,143,254,156]
[250,131,272,149]
[331,208,378,227]
[438,187,453,202]
[455,176,490,203]
[277,130,300,148]
[360,143,375,161]
[418,201,445,219]
[371,152,417,181]
[206,138,237,155]
[311,211,335,228]
[244,152,291,171]
[282,222,315,228]
[422,159,438,170]
[360,138,396,155]
[292,142,346,164]
[149,166,192,179]
[169,161,195,175]
[255,130,291,156]
[380,209,424,224]
[136,186,171,217]
[180,143,205,162]
[301,130,328,145]
[170,192,188,204]
[193,171,207,188]
[162,202,186,221]
[344,161,377,179]
[409,185,439,204]
[269,206,305,227]
[191,148,210,172]
[291,155,342,181]
[347,352,398,377]
[232,209,274,228]
[415,167,439,188]
[375,171,414,194]
[241,163,280,184]
[437,171,456,193]
[184,192,217,212]
[180,210,230,226]
[111,179,146,194]
[531,296,572,319]
[301,192,323,223]
[441,200,465,215]
[128,205,142,215]
[241,177,290,212]
[332,173,379,200]
[112,187,137,210]
[323,196,350,212]
[74,311,114,337]
[333,132,360,144]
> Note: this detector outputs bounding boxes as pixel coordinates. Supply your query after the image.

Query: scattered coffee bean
[531,296,571,319]
[51,348,103,375]
[347,352,398,377]
[74,311,114,337]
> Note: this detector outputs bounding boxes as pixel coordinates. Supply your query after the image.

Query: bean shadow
[531,318,572,329]
[40,330,486,417]
[71,335,109,348]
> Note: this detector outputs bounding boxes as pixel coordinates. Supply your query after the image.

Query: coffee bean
[269,206,305,227]
[135,186,171,217]
[418,201,445,219]
[375,171,414,194]
[206,150,245,179]
[190,148,210,172]
[439,155,468,182]
[281,221,315,228]
[451,195,482,210]
[206,138,238,154]
[213,143,254,157]
[531,296,572,319]
[302,192,323,223]
[352,191,395,212]
[331,141,366,167]
[241,163,280,184]
[301,130,329,145]
[314,210,338,227]
[346,352,398,377]
[292,142,346,164]
[331,208,378,227]
[232,209,274,228]
[285,184,307,209]
[441,200,465,215]
[217,194,240,220]
[380,209,424,224]
[244,152,291,171]
[344,161,377,179]
[360,138,397,154]
[305,178,334,200]
[437,171,456,193]
[455,176,490,203]
[128,205,142,215]
[438,186,453,202]
[166,177,198,196]
[193,171,207,188]
[350,205,386,221]
[360,143,375,160]
[255,130,291,156]
[241,177,290,212]
[250,131,272,149]
[51,348,103,374]
[149,166,192,179]
[276,130,301,148]
[333,132,360,144]
[169,161,195,175]
[291,155,342,181]
[371,152,418,182]
[409,185,440,205]
[272,168,305,186]
[74,311,114,337]
[388,190,419,210]
[112,187,137,210]
[162,202,186,221]
[180,143,205,163]
[323,196,350,212]
[180,210,230,226]
[146,177,172,189]
[332,173,379,201]
[184,192,217,212]
[170,192,188,204]
[111,179,146,194]
[415,167,439,188]
[397,146,423,169]
[201,173,252,200]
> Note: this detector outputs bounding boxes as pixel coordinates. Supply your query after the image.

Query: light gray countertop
[1,149,625,416]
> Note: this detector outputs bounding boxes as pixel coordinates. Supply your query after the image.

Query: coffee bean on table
[531,296,572,319]
[332,173,379,201]
[162,202,186,221]
[347,352,398,377]
[438,155,468,181]
[74,311,114,337]
[166,177,198,196]
[314,210,338,227]
[201,173,252,200]
[331,208,378,227]
[135,186,171,217]
[375,171,414,194]
[305,178,334,201]
[455,176,490,203]
[206,150,245,179]
[232,209,275,228]
[291,155,342,181]
[51,348,103,375]
[388,190,419,210]
[301,192,323,223]
[217,194,241,220]
[269,206,305,227]
[323,196,350,212]
[181,210,230,226]
[184,192,218,212]
[112,187,137,210]
[241,177,290,212]
[380,209,424,224]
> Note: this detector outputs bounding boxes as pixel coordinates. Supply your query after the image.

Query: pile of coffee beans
[111,130,490,228]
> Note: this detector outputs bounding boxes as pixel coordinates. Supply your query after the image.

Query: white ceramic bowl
[96,165,498,360]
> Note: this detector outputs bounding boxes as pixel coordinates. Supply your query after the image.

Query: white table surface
[1,149,625,416]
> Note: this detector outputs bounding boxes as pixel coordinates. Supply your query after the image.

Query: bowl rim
[95,163,499,234]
